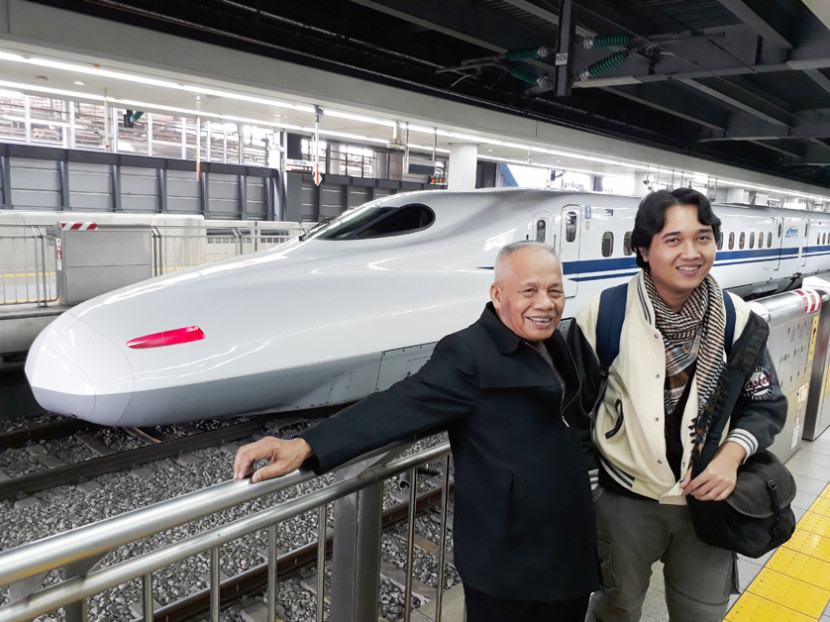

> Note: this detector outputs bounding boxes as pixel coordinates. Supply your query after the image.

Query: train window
[623,231,633,256]
[739,232,745,249]
[818,233,821,246]
[717,232,723,250]
[307,203,435,240]
[565,211,577,242]
[757,233,763,249]
[728,232,735,250]
[767,232,772,247]
[749,232,755,249]
[536,219,546,243]
[601,232,614,257]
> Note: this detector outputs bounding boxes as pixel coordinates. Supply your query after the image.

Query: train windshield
[305,203,435,240]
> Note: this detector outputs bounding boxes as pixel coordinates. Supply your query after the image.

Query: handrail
[0,438,407,587]
[0,441,451,622]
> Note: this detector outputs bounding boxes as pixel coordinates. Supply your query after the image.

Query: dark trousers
[463,584,589,622]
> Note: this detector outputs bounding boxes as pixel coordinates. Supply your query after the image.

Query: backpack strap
[723,290,735,356]
[596,284,736,368]
[596,283,628,372]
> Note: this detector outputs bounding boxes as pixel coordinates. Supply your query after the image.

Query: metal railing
[0,225,57,305]
[0,440,454,622]
[0,221,305,306]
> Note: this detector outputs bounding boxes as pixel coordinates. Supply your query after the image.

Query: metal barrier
[0,225,57,306]
[0,221,305,305]
[0,440,454,622]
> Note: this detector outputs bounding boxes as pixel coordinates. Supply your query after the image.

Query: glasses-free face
[490,247,565,343]
[639,203,716,312]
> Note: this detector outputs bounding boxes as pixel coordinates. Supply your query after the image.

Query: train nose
[25,315,135,425]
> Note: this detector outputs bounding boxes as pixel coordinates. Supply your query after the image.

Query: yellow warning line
[726,484,830,622]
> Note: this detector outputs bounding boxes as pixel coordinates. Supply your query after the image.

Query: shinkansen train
[24,188,830,426]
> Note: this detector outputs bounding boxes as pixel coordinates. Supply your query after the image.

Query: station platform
[417,428,830,622]
[0,302,67,365]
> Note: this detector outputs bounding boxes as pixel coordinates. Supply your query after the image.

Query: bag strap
[596,283,628,372]
[596,286,734,369]
[723,291,735,357]
[698,291,739,467]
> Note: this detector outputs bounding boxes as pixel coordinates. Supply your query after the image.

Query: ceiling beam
[604,84,727,131]
[716,0,793,48]
[347,0,547,53]
[678,79,791,128]
[502,0,595,37]
[804,68,830,95]
[803,0,830,34]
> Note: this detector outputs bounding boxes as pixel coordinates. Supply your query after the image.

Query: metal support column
[554,0,575,97]
[0,148,11,207]
[330,460,384,622]
[112,163,122,212]
[158,167,168,213]
[200,167,210,218]
[238,173,248,220]
[58,156,70,211]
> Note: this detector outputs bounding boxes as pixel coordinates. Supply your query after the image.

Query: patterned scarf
[641,272,726,424]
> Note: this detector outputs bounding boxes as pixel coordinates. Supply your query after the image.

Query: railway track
[0,409,340,501]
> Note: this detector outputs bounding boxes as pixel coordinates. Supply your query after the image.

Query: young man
[234,241,599,622]
[570,188,787,622]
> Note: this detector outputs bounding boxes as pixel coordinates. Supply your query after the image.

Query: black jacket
[302,303,599,601]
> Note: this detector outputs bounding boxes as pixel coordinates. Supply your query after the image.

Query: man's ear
[490,283,501,309]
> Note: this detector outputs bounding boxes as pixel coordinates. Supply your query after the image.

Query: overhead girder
[347,0,555,54]
[804,69,830,94]
[716,0,795,48]
[746,140,806,160]
[603,84,728,131]
[801,142,830,165]
[699,114,830,141]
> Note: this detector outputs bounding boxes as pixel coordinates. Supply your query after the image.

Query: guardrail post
[330,459,384,622]
[63,556,103,622]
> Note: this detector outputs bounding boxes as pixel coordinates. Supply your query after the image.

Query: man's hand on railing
[233,436,313,483]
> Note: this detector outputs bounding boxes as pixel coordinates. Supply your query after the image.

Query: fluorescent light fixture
[0,79,105,102]
[0,51,26,62]
[324,110,397,127]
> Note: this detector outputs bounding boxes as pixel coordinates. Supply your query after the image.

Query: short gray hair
[495,241,557,267]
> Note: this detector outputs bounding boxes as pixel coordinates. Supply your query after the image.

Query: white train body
[24,188,830,426]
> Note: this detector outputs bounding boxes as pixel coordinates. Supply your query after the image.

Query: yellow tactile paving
[746,568,830,618]
[809,496,830,517]
[725,592,817,622]
[783,529,830,560]
[726,484,830,622]
[766,547,830,589]
[798,511,830,539]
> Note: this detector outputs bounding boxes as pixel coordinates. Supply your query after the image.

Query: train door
[557,205,582,298]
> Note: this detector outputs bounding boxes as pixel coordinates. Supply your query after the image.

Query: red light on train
[127,326,205,349]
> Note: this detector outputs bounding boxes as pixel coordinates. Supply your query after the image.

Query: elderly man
[234,241,599,622]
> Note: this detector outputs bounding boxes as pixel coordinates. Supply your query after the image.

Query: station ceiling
[17,0,830,191]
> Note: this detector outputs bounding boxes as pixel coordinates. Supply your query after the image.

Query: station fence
[0,440,454,622]
[0,221,306,306]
